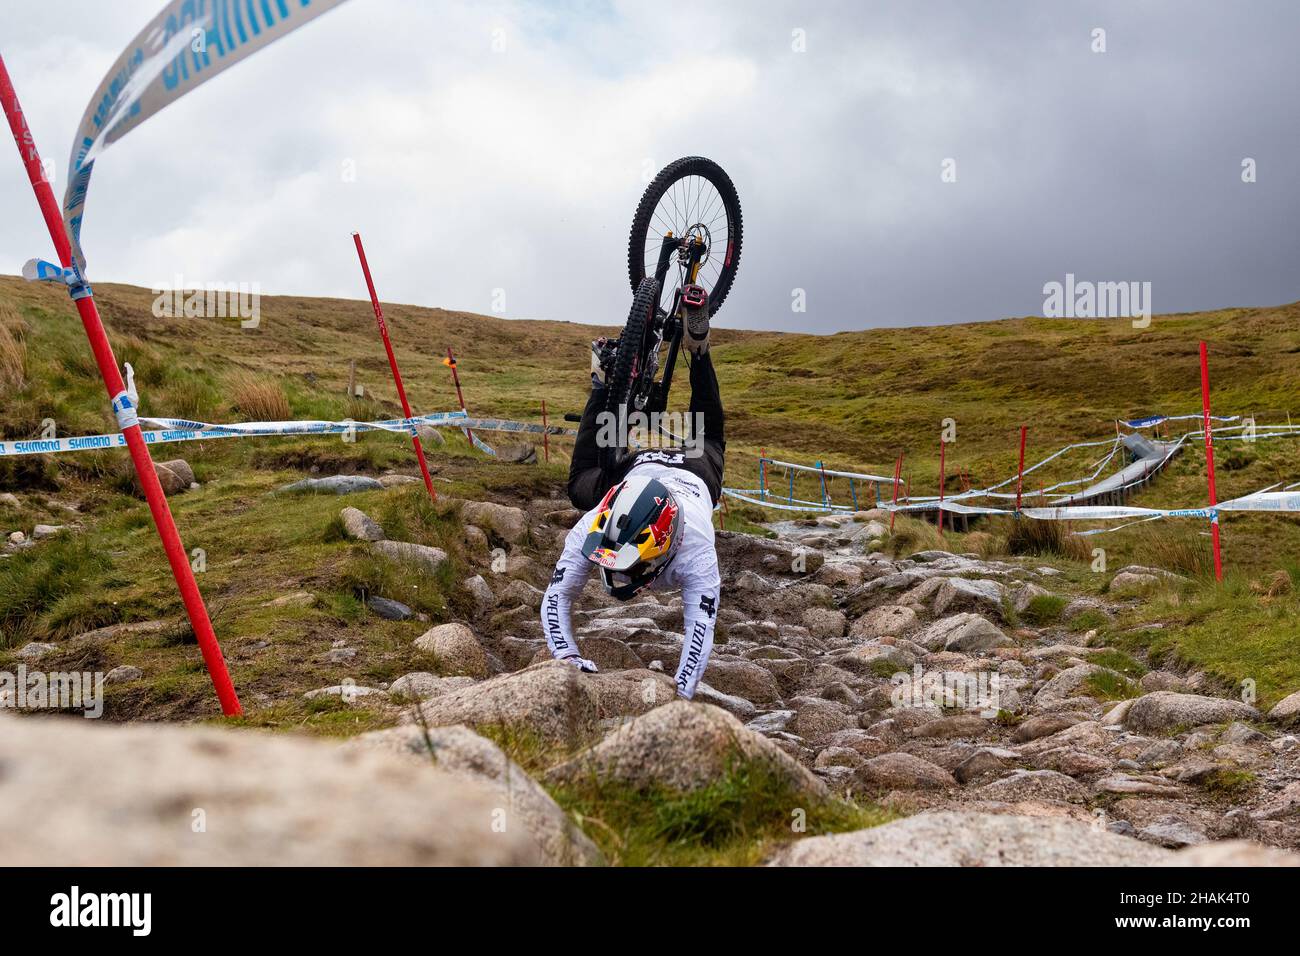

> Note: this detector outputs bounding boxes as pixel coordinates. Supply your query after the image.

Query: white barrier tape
[0,411,466,458]
[723,489,856,513]
[0,410,578,459]
[760,456,894,483]
[109,390,139,431]
[63,0,349,270]
[1126,413,1240,428]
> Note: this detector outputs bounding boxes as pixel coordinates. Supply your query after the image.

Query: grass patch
[1198,768,1257,797]
[1004,517,1090,562]
[229,372,292,421]
[0,301,27,391]
[222,697,399,737]
[1021,593,1068,626]
[1089,648,1147,678]
[0,535,113,646]
[1068,608,1111,633]
[549,752,891,866]
[1082,669,1141,701]
[1110,573,1300,707]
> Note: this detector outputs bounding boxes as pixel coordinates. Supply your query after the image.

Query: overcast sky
[1,0,1296,332]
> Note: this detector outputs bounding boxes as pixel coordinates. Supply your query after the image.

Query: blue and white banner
[63,0,349,269]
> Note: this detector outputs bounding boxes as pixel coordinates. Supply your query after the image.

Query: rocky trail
[6,483,1300,866]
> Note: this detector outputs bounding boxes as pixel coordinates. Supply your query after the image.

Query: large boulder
[932,578,1005,617]
[496,443,538,465]
[388,672,477,701]
[583,669,679,718]
[698,657,783,705]
[1268,689,1300,725]
[849,605,918,641]
[1171,841,1300,866]
[1124,692,1261,734]
[459,500,528,544]
[802,607,847,639]
[768,811,1171,866]
[1035,664,1104,704]
[913,613,1009,652]
[280,475,384,495]
[974,768,1089,803]
[154,459,195,496]
[415,623,492,678]
[415,660,599,745]
[340,506,384,541]
[0,715,537,865]
[545,701,827,798]
[372,540,449,573]
[854,752,956,791]
[348,724,601,865]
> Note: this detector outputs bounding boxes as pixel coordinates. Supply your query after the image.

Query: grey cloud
[0,0,1295,333]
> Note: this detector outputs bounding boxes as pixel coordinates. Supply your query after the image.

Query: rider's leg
[688,351,725,446]
[687,351,727,505]
[567,374,612,511]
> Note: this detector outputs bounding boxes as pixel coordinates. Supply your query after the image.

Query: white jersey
[541,462,721,698]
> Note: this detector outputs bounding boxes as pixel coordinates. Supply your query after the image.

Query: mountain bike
[597,156,743,427]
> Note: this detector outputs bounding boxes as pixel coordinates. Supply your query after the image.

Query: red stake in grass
[0,56,242,715]
[1015,425,1028,514]
[351,232,437,502]
[1199,341,1224,581]
[889,451,903,532]
[937,438,947,535]
[541,399,550,463]
[443,347,474,447]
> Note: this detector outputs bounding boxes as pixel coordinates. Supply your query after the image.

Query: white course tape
[63,0,349,270]
[0,410,576,459]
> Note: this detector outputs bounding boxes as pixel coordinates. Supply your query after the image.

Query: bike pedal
[681,284,708,311]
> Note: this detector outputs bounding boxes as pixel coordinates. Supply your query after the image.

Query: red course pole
[351,232,437,502]
[1015,425,1028,513]
[1199,341,1223,581]
[890,451,903,532]
[937,438,947,535]
[445,347,473,446]
[541,399,550,463]
[0,56,241,715]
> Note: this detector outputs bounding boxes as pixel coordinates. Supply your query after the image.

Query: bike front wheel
[627,156,743,318]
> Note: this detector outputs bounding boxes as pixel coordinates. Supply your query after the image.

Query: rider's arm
[673,554,722,699]
[540,515,595,661]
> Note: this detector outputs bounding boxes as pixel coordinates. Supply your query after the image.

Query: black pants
[568,352,726,509]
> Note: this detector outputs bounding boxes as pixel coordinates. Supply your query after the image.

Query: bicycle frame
[638,232,707,413]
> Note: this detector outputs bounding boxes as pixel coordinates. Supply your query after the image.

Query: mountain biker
[540,294,723,699]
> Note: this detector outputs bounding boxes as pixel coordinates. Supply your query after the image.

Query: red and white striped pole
[1199,341,1223,581]
[0,55,241,715]
[352,232,437,502]
[1015,425,1028,513]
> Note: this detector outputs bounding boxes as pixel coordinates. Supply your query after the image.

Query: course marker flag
[62,0,349,269]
